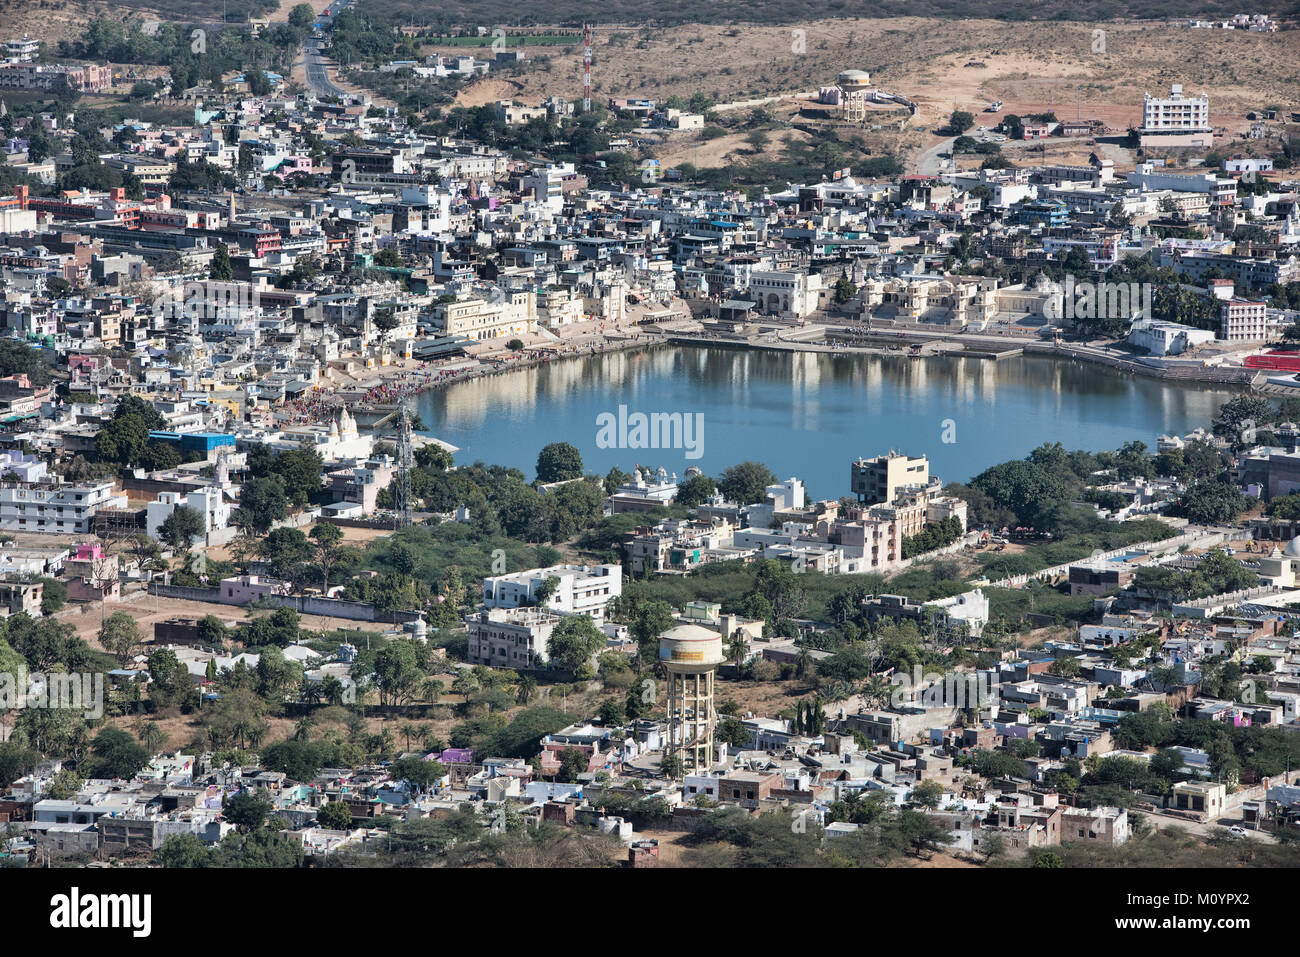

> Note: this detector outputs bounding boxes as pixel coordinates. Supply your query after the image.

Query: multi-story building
[850,452,930,505]
[482,563,622,621]
[466,607,561,669]
[6,35,39,62]
[0,480,127,534]
[435,290,537,341]
[1218,298,1269,342]
[749,270,822,318]
[1140,84,1210,134]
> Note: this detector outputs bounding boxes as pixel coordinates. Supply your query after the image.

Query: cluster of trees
[1131,548,1258,603]
[60,13,306,96]
[901,516,965,559]
[95,395,178,470]
[947,437,1234,535]
[683,803,953,867]
[0,340,52,385]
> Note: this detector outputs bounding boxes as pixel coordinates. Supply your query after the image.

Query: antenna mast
[393,398,413,530]
[582,23,593,112]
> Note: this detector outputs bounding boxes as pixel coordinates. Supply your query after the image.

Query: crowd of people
[271,332,657,425]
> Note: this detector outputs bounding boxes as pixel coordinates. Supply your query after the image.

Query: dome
[1284,536,1300,559]
[661,624,719,642]
[837,69,871,91]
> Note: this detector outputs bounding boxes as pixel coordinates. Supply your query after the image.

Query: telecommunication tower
[393,398,414,530]
[582,23,593,112]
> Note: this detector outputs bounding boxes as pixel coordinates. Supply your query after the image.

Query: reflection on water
[419,347,1238,497]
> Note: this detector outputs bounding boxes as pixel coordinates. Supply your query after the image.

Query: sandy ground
[65,592,398,648]
[454,77,527,109]
[433,17,1298,175]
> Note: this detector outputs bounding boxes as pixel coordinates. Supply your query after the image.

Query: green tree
[100,610,143,667]
[675,473,717,508]
[259,526,313,583]
[223,788,273,831]
[310,522,345,592]
[947,110,975,134]
[317,801,353,829]
[38,577,67,614]
[159,505,205,550]
[86,726,149,779]
[547,615,605,678]
[911,779,945,808]
[717,461,778,505]
[231,476,289,535]
[209,245,234,281]
[270,448,324,506]
[536,442,583,483]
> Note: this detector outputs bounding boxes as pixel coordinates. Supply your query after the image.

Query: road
[1143,808,1278,845]
[915,135,956,176]
[303,39,346,98]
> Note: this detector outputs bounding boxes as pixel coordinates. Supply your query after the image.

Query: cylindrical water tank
[658,624,724,673]
[837,69,871,92]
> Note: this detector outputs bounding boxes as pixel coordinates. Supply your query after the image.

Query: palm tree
[861,674,892,710]
[134,718,166,755]
[516,674,538,705]
[399,722,418,753]
[417,723,438,753]
[293,715,316,741]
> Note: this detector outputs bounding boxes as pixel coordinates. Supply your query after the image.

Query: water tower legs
[666,667,716,773]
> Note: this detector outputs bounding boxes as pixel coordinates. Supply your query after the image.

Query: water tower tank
[837,69,871,92]
[658,624,724,673]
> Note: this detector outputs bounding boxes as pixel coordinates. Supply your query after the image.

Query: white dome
[661,624,718,642]
[1283,536,1300,559]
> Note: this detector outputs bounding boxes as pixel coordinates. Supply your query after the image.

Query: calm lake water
[417,347,1239,500]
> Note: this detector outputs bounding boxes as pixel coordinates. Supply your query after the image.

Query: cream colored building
[436,290,537,341]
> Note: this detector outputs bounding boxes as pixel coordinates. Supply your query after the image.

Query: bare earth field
[437,17,1298,172]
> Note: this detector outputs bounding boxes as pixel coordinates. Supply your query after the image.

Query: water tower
[659,624,724,774]
[837,69,872,124]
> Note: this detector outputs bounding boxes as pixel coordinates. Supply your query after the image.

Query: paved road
[915,135,956,176]
[303,39,346,98]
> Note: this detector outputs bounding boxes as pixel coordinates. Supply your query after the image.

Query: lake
[417,346,1238,499]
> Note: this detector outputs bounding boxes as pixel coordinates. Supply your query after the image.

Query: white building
[436,290,537,342]
[482,563,622,621]
[146,484,233,544]
[0,481,126,534]
[1219,298,1269,342]
[6,35,38,62]
[466,606,561,669]
[520,163,575,213]
[926,589,989,638]
[1141,84,1210,134]
[749,270,822,318]
[1127,317,1217,356]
